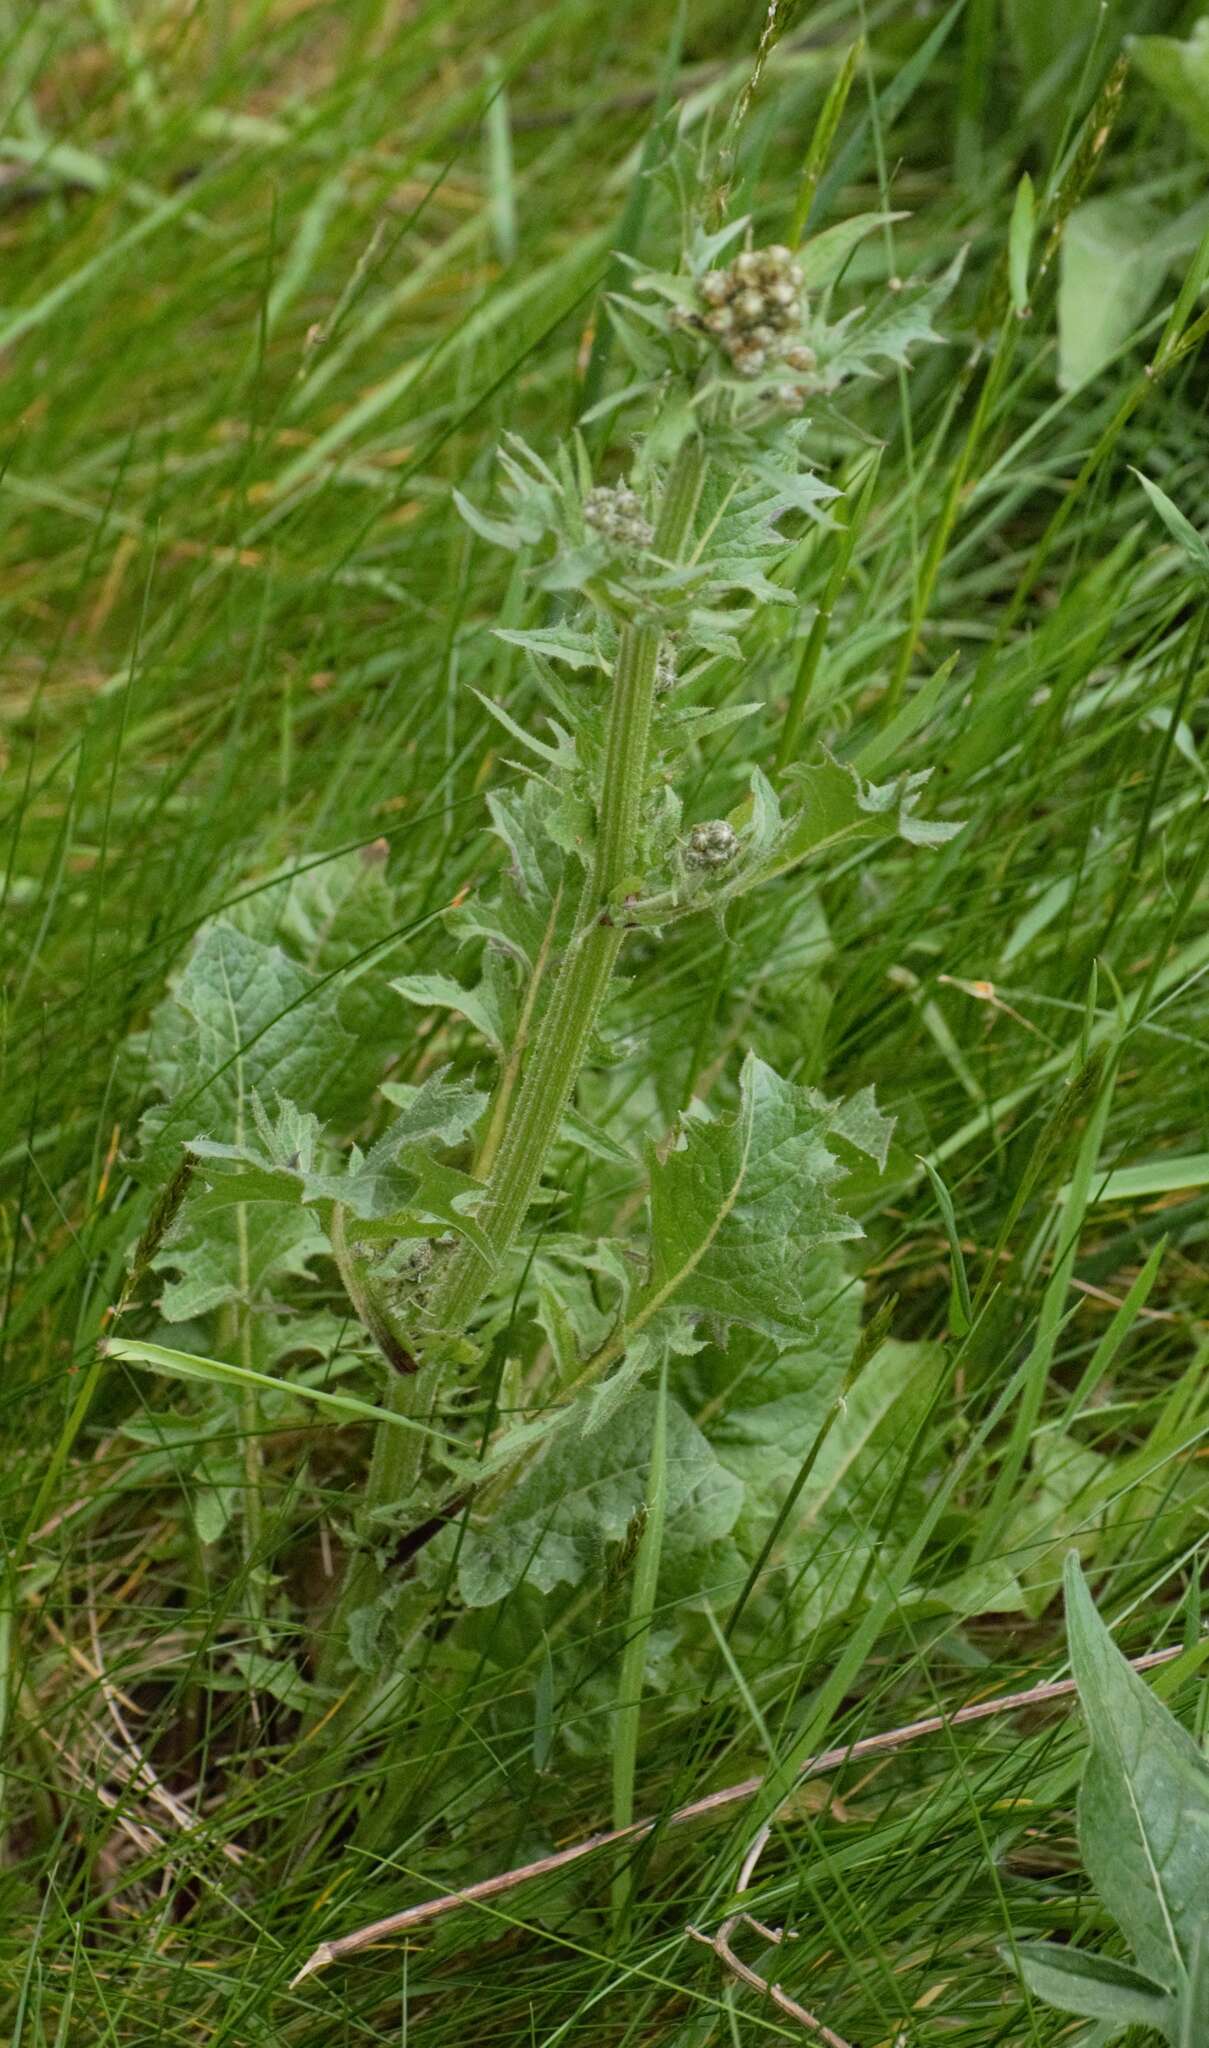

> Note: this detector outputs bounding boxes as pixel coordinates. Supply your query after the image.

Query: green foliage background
[2,0,1209,2042]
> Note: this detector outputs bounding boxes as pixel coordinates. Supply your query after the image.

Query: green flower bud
[687,819,739,868]
[584,483,654,550]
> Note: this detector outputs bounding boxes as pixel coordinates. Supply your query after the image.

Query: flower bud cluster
[686,818,739,869]
[655,642,679,696]
[584,484,653,550]
[692,245,811,379]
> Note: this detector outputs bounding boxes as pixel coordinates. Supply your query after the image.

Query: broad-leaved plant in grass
[118,187,967,1746]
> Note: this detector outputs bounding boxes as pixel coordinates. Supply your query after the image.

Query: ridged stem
[320,435,706,1694]
[422,431,706,1346]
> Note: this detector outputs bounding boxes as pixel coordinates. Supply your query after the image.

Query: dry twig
[288,1636,1193,1987]
[688,1916,851,2047]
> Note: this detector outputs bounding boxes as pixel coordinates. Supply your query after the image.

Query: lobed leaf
[457,1389,742,1605]
[812,248,966,386]
[637,1052,892,1347]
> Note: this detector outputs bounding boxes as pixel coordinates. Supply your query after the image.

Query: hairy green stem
[425,436,704,1341]
[320,435,706,1689]
[434,897,626,1332]
[473,886,562,1179]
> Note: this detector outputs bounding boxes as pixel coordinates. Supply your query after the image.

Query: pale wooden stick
[689,1917,852,2047]
[288,1637,1191,1987]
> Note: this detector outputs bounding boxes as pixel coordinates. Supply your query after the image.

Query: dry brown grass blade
[288,1636,1193,1987]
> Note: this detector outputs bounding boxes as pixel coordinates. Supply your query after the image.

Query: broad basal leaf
[637,1052,892,1346]
[231,844,410,1117]
[140,921,367,1170]
[1010,1942,1172,2032]
[233,842,396,977]
[1066,1554,1209,1990]
[457,1389,742,1606]
[715,1322,942,1635]
[154,1199,326,1323]
[138,920,391,1318]
[695,1245,861,1458]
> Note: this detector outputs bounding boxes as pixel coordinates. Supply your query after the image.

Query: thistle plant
[314,215,961,1681]
[124,202,964,1709]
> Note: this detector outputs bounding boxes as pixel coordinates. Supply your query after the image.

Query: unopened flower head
[692,244,806,378]
[584,483,653,550]
[687,818,739,868]
[776,342,819,410]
